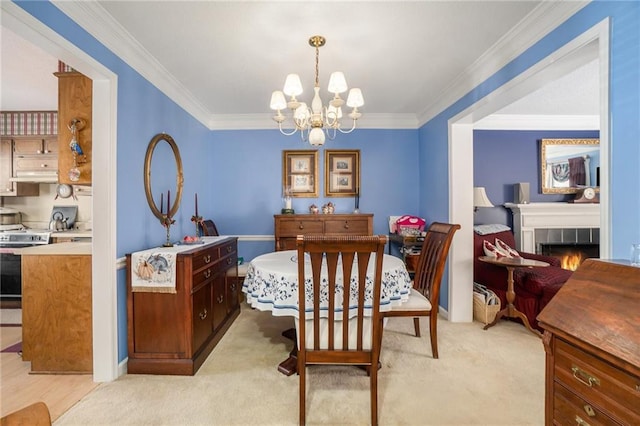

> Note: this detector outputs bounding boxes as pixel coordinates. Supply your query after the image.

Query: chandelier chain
[314,45,320,88]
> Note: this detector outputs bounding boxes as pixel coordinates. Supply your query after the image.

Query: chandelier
[269,35,364,146]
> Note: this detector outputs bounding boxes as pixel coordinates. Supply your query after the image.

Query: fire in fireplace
[540,243,600,271]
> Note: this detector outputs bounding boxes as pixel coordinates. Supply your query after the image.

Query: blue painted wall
[17,0,639,364]
[418,1,639,309]
[473,130,600,227]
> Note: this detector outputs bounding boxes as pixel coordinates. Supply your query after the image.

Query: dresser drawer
[555,339,640,422]
[192,266,215,289]
[218,240,237,260]
[325,218,370,234]
[277,219,324,236]
[554,382,619,426]
[192,246,220,271]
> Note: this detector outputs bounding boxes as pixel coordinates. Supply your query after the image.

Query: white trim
[447,123,474,323]
[418,1,589,126]
[51,1,587,131]
[3,1,120,382]
[448,19,611,323]
[474,114,599,130]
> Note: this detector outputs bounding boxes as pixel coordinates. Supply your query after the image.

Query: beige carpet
[0,309,21,325]
[55,307,544,425]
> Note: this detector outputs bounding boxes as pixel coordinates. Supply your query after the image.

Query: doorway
[447,20,610,322]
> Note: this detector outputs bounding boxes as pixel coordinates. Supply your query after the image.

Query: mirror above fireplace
[540,138,600,194]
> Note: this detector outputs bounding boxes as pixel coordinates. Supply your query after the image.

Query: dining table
[242,249,413,375]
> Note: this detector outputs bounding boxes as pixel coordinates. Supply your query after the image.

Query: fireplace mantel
[504,202,600,253]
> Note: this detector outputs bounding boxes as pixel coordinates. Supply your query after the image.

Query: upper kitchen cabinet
[55,71,92,185]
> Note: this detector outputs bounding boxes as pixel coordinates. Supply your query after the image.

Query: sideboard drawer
[192,246,220,271]
[554,382,618,426]
[325,218,370,234]
[278,219,324,236]
[555,338,640,422]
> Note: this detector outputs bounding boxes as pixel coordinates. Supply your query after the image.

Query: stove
[1,228,51,306]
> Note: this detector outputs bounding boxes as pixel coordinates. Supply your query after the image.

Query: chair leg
[371,361,378,426]
[299,363,306,425]
[413,317,421,337]
[429,314,439,359]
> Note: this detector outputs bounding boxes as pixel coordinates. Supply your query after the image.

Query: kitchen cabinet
[537,259,640,425]
[55,71,92,185]
[21,242,92,373]
[274,213,374,251]
[126,237,239,375]
[0,137,40,196]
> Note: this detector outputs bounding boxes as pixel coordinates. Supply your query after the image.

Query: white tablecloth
[242,250,412,319]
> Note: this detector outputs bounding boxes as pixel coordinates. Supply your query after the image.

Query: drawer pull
[226,258,233,265]
[199,308,208,320]
[575,415,591,426]
[204,269,211,279]
[230,283,237,291]
[572,366,600,388]
[583,405,596,417]
[226,246,232,253]
[298,223,304,229]
[204,255,211,264]
[344,222,349,229]
[217,295,224,304]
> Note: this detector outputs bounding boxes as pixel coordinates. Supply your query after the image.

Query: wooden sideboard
[274,213,373,251]
[537,259,640,425]
[126,237,239,375]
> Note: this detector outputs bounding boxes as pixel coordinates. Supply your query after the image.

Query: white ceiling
[1,1,598,129]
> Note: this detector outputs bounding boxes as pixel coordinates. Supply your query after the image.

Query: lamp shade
[283,74,303,97]
[473,187,494,208]
[328,71,348,94]
[270,91,286,110]
[346,88,364,108]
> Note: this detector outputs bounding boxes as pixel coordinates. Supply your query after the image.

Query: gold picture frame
[325,150,360,197]
[282,150,318,197]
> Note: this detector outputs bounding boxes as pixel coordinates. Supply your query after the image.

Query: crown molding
[417,1,589,127]
[474,114,599,131]
[52,1,211,126]
[52,0,589,132]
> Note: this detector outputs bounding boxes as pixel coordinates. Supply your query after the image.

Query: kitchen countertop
[50,230,92,239]
[19,242,91,256]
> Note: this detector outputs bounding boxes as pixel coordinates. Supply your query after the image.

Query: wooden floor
[0,326,98,421]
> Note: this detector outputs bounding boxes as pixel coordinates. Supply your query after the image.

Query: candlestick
[195,193,198,217]
[167,190,171,216]
[160,192,164,215]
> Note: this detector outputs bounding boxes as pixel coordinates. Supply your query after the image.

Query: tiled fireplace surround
[504,202,600,257]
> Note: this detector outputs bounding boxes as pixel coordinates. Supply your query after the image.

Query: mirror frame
[540,138,600,194]
[144,133,184,220]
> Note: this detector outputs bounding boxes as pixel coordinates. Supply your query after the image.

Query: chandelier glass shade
[269,35,364,146]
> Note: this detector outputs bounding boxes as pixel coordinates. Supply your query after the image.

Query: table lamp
[473,187,494,212]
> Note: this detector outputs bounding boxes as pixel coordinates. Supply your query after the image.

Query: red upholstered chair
[473,225,572,331]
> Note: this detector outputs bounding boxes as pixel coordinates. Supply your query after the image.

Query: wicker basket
[473,289,501,325]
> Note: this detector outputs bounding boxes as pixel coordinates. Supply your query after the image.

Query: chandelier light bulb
[309,127,326,146]
[346,88,364,108]
[270,91,286,111]
[328,72,348,94]
[283,74,303,97]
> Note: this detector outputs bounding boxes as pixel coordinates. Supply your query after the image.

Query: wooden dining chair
[199,219,219,236]
[382,222,460,359]
[296,234,387,426]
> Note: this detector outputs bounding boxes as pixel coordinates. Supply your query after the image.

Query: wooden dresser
[274,213,373,251]
[537,259,640,425]
[126,237,239,375]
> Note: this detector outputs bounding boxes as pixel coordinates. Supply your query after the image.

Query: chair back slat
[413,222,461,307]
[296,235,387,353]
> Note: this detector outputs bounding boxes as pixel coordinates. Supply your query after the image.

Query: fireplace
[540,242,599,271]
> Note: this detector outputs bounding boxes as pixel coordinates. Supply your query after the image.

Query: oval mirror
[540,138,600,194]
[144,133,184,220]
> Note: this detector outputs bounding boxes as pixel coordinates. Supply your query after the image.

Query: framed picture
[325,150,360,196]
[282,150,318,197]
